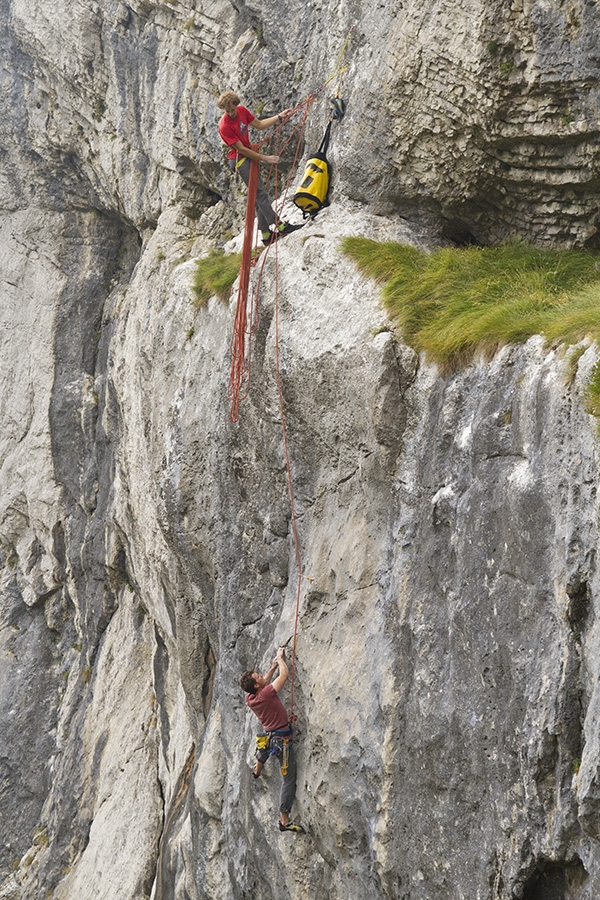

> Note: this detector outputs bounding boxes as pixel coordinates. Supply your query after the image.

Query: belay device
[293,98,345,218]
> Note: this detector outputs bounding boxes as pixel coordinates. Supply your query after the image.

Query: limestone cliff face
[3,1,600,899]
[4,0,600,245]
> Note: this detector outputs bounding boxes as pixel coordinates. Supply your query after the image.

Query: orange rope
[227,99,314,423]
[228,29,354,724]
[228,154,259,423]
[266,108,315,723]
[227,101,316,718]
[227,29,353,422]
[271,236,303,725]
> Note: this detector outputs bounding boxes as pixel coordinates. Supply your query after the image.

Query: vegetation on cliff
[343,238,600,414]
[193,250,243,306]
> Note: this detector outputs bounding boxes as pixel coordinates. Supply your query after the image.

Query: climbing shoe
[261,230,273,246]
[278,821,306,834]
[277,221,303,237]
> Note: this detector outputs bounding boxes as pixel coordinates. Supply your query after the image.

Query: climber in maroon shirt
[217,91,303,246]
[240,647,305,834]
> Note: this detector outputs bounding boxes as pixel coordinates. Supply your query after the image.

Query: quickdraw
[280,737,290,776]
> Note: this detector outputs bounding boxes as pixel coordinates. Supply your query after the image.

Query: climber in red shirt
[240,647,305,833]
[217,91,303,246]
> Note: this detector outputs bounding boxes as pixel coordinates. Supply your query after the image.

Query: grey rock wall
[3,0,600,898]
[4,198,600,899]
[5,0,600,246]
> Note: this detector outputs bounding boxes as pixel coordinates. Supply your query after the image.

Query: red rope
[226,102,316,718]
[227,100,314,424]
[227,49,350,422]
[271,237,303,725]
[228,31,354,724]
[228,154,259,423]
[264,108,315,723]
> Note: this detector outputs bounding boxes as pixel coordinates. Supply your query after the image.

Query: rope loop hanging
[227,99,313,424]
[228,153,259,423]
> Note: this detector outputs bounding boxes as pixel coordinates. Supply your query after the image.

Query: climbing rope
[228,25,356,718]
[228,154,259,423]
[227,99,313,424]
[227,24,356,422]
[271,232,304,725]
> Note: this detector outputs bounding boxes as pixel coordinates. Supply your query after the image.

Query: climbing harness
[255,727,292,776]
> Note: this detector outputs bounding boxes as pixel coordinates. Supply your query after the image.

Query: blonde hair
[217,91,241,110]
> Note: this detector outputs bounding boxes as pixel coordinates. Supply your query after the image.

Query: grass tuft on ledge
[192,250,242,307]
[341,239,600,366]
[192,247,266,307]
[342,237,600,416]
[342,237,600,413]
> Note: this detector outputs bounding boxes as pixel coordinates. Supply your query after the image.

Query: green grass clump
[192,250,242,307]
[342,238,600,373]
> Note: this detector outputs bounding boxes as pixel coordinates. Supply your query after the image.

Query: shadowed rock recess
[3,0,600,898]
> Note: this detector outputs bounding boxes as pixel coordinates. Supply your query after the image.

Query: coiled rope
[227,98,313,423]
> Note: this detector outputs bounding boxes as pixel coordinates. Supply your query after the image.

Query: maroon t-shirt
[246,684,288,731]
[218,105,255,159]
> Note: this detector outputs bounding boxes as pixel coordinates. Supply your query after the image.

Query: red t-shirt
[218,105,255,159]
[246,684,289,731]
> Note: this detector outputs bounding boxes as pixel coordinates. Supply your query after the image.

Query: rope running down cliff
[227,47,354,420]
[228,31,355,722]
[227,102,313,725]
[227,98,312,424]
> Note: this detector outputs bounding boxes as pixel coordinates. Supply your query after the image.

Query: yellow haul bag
[293,152,329,215]
[293,120,333,218]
